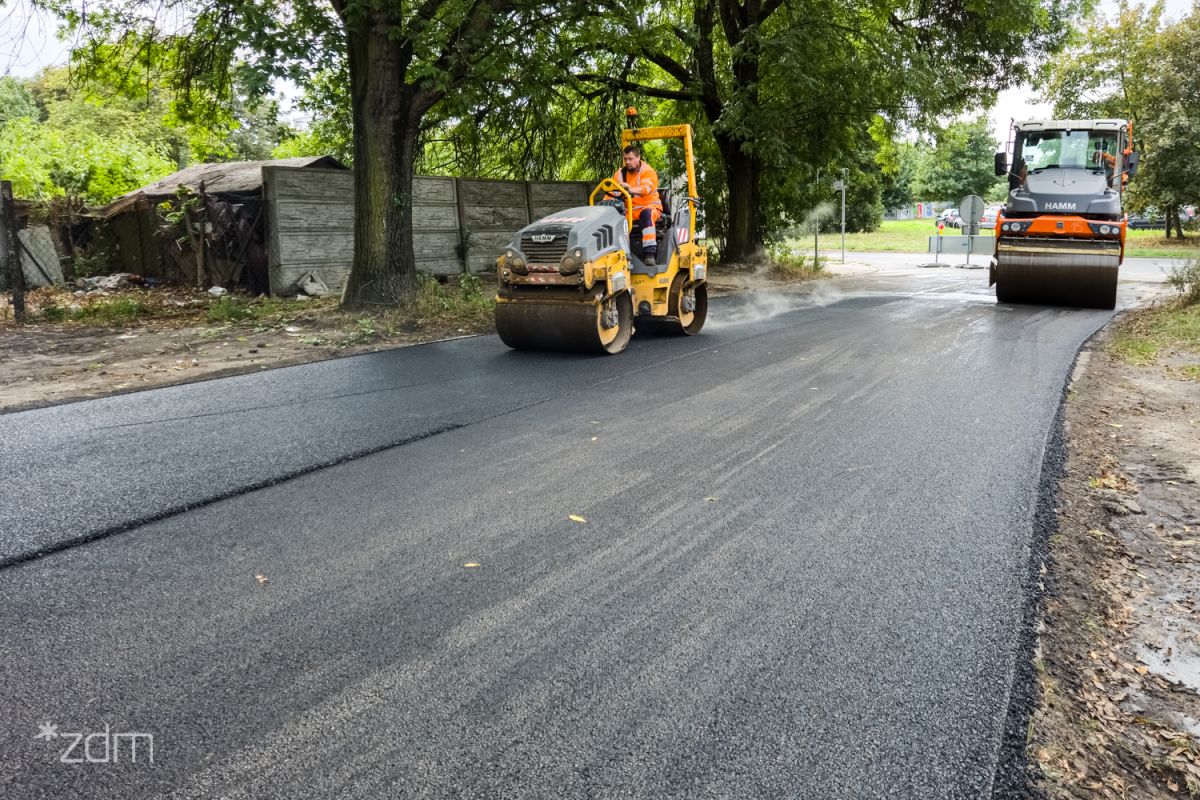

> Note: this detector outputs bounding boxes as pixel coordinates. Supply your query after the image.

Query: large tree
[573,0,1079,261]
[911,118,1004,203]
[40,0,586,307]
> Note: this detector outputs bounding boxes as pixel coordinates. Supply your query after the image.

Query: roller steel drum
[993,238,1120,310]
[495,292,634,354]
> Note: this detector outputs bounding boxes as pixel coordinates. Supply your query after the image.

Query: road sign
[831,180,844,191]
[959,195,985,236]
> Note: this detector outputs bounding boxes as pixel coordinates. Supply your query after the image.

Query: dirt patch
[1030,310,1200,796]
[0,282,494,413]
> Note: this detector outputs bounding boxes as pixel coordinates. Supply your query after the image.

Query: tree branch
[573,73,698,102]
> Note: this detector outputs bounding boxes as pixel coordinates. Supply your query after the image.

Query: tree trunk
[340,21,428,309]
[709,0,766,263]
[717,135,764,262]
[1170,205,1186,238]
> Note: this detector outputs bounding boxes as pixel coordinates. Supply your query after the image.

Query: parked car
[1127,206,1195,229]
[936,208,962,228]
[979,206,1002,227]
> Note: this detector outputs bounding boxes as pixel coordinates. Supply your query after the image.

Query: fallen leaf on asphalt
[462,562,480,569]
[254,573,268,585]
[705,496,719,502]
[1135,665,1149,675]
[1107,423,1123,429]
[568,514,587,523]
[591,437,598,442]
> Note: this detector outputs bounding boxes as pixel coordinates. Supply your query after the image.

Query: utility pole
[814,167,821,266]
[839,168,848,264]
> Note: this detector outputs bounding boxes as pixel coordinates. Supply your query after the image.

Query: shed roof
[94,155,348,218]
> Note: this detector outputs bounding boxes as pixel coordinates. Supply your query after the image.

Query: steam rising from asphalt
[703,201,848,330]
[801,201,837,234]
[705,282,846,330]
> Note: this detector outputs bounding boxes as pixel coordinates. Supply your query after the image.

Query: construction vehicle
[992,119,1138,309]
[494,109,708,354]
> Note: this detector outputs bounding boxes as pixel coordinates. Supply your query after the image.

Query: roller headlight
[511,256,527,274]
[1100,225,1111,235]
[558,255,582,275]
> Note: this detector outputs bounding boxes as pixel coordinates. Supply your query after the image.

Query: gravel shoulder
[1031,301,1200,797]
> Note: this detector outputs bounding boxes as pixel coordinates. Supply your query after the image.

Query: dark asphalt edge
[0,423,463,571]
[989,387,1063,800]
[990,314,1124,799]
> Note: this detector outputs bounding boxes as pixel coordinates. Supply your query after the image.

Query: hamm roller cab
[494,110,708,354]
[992,119,1139,309]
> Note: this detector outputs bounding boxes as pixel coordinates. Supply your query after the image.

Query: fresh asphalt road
[0,265,1165,798]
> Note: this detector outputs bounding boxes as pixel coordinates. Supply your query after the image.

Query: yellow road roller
[494,112,708,354]
[991,119,1138,310]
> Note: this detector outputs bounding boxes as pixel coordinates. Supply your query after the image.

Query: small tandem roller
[494,111,708,354]
[991,118,1139,310]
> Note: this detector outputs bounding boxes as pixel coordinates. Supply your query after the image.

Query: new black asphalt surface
[1,272,1127,798]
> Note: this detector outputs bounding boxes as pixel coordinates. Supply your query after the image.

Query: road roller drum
[993,238,1120,309]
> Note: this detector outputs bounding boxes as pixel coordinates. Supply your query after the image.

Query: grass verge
[1107,259,1200,372]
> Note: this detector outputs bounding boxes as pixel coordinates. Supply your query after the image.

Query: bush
[38,303,68,321]
[1167,258,1200,305]
[412,272,494,318]
[205,296,255,323]
[766,244,825,278]
[73,298,150,324]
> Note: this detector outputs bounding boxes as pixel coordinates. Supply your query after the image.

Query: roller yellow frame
[492,108,709,355]
[619,122,700,238]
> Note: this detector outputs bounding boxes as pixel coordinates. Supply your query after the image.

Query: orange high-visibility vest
[612,163,663,217]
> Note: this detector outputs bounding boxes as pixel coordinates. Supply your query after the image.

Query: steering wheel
[589,178,634,228]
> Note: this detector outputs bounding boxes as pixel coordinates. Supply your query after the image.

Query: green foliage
[911,118,1005,203]
[0,115,175,203]
[1038,2,1200,223]
[566,0,1081,256]
[1108,296,1200,367]
[0,76,38,127]
[72,298,152,324]
[37,303,69,322]
[206,296,256,323]
[1167,258,1200,305]
[412,273,495,321]
[766,246,825,279]
[881,142,920,211]
[0,58,289,204]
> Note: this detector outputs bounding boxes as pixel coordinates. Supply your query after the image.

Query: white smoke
[705,282,847,330]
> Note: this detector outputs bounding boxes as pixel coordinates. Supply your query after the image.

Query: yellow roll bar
[620,123,699,237]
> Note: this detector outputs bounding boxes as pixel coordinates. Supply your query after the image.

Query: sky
[2,0,1196,143]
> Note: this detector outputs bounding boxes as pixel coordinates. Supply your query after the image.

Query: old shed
[94,156,347,296]
[92,158,593,296]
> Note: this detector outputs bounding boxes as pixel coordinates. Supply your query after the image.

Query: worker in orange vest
[610,144,664,267]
